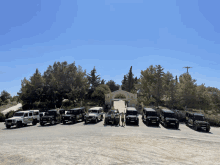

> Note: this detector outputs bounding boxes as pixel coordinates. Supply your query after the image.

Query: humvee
[185,112,210,132]
[160,109,179,129]
[142,108,160,126]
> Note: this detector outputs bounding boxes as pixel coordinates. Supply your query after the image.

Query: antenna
[183,66,192,74]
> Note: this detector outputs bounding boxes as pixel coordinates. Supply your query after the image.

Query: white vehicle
[85,107,104,124]
[29,110,40,125]
[4,111,35,129]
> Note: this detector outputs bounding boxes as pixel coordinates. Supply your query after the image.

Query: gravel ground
[0,116,220,165]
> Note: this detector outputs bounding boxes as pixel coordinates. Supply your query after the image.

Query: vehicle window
[89,110,98,113]
[164,112,175,118]
[34,112,39,115]
[126,111,137,115]
[29,113,32,116]
[14,113,24,117]
[147,111,157,116]
[194,116,205,121]
[45,111,55,116]
[24,113,28,117]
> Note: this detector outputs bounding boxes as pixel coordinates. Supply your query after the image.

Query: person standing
[121,112,125,127]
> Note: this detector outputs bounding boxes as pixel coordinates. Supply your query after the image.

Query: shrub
[5,110,15,119]
[0,112,5,122]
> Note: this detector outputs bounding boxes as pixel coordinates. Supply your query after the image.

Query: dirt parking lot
[0,115,220,165]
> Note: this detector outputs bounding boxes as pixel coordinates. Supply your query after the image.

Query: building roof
[126,107,137,111]
[143,108,155,112]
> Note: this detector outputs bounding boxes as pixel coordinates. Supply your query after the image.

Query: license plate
[152,121,156,123]
[170,123,175,125]
[43,121,47,123]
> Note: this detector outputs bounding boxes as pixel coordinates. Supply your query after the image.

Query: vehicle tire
[106,120,108,125]
[16,122,21,128]
[6,125,11,129]
[32,120,36,125]
[23,124,27,127]
[101,115,103,121]
[40,122,44,126]
[164,122,167,128]
[85,120,87,124]
[157,123,160,127]
[63,121,66,125]
[194,125,197,131]
[176,124,179,129]
[146,120,149,126]
[95,118,98,123]
[50,120,55,125]
[206,127,210,132]
[82,116,85,121]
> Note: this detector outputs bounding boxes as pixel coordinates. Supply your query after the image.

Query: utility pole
[183,66,192,74]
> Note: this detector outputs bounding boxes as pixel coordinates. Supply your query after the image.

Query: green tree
[91,84,111,106]
[0,90,11,102]
[101,79,105,84]
[106,80,119,92]
[196,84,211,110]
[177,73,197,108]
[0,112,5,122]
[114,93,126,99]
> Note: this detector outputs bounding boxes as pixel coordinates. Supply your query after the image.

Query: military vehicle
[4,111,36,129]
[29,110,40,125]
[160,109,179,129]
[185,112,210,132]
[142,108,160,126]
[104,109,120,125]
[85,107,104,124]
[40,109,61,126]
[126,107,139,125]
[62,107,85,124]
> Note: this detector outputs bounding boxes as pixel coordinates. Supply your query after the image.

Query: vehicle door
[160,111,165,123]
[78,109,82,119]
[23,113,29,123]
[28,112,33,123]
[188,114,193,126]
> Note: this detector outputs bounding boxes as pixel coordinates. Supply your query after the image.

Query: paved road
[1,103,22,115]
[0,116,220,165]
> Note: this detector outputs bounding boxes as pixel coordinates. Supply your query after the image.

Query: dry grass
[0,101,17,112]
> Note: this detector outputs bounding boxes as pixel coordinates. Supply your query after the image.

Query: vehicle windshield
[34,112,39,115]
[194,115,205,121]
[127,111,137,115]
[14,113,24,117]
[45,111,56,116]
[66,110,76,114]
[147,111,157,116]
[89,110,98,113]
[164,112,175,118]
[59,110,65,114]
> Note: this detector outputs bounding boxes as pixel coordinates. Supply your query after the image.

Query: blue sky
[1,0,220,96]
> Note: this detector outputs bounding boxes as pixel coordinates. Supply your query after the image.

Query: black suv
[62,107,86,124]
[142,108,160,126]
[160,109,179,129]
[185,112,210,132]
[40,109,61,126]
[104,109,120,125]
[126,107,139,125]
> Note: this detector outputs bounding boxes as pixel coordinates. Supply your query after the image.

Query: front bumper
[126,118,138,122]
[4,122,16,126]
[86,117,96,122]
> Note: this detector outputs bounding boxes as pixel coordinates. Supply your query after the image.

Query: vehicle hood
[6,117,23,120]
[126,115,137,118]
[195,121,209,124]
[63,114,75,117]
[165,117,178,121]
[87,113,98,117]
[147,116,158,119]
[42,116,54,119]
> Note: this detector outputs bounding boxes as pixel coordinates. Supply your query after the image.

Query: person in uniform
[121,112,125,127]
